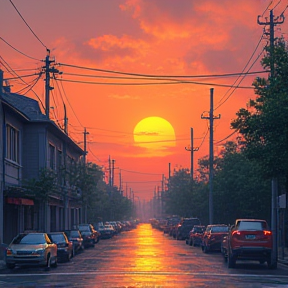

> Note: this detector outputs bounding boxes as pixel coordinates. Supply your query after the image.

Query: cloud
[109,94,140,100]
[85,34,150,60]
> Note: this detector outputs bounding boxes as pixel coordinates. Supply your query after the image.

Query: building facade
[0,70,85,246]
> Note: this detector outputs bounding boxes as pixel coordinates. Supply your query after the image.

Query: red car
[187,225,205,246]
[226,219,275,269]
[202,224,229,253]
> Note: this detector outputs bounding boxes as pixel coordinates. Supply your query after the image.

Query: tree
[231,39,288,182]
[212,141,271,225]
[23,168,58,200]
[231,38,288,245]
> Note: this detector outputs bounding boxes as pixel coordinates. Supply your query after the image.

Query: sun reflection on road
[133,223,167,271]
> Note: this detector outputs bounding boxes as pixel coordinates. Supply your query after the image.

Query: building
[0,70,85,247]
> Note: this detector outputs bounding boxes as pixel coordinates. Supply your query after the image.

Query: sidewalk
[278,247,288,266]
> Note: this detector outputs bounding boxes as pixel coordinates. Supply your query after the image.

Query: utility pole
[83,128,89,164]
[201,88,220,224]
[64,103,68,134]
[43,49,60,119]
[108,156,111,186]
[185,127,199,180]
[119,170,122,195]
[111,159,115,187]
[258,9,285,268]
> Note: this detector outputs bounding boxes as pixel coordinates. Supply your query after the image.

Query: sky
[1,0,287,202]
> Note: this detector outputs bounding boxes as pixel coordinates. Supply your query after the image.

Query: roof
[2,92,47,121]
[2,92,84,154]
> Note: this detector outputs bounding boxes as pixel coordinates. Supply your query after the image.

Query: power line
[214,130,237,145]
[58,74,84,128]
[120,168,162,176]
[9,0,47,50]
[56,77,253,89]
[214,33,267,111]
[0,37,41,61]
[58,62,267,79]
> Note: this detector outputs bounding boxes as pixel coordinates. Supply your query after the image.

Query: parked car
[64,230,84,253]
[163,217,181,234]
[175,218,201,240]
[48,232,73,262]
[5,232,58,269]
[202,224,229,253]
[78,224,100,248]
[98,224,115,239]
[226,219,275,269]
[187,225,206,246]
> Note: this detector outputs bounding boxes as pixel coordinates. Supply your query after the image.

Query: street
[0,223,288,287]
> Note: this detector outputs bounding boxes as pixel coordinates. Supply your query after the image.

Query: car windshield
[211,226,228,232]
[194,227,204,232]
[238,221,267,231]
[12,234,46,245]
[70,231,80,237]
[49,234,65,243]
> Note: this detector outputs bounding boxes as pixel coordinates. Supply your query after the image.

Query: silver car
[6,232,58,269]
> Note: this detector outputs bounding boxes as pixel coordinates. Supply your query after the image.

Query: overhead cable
[9,0,48,50]
[0,37,41,61]
[58,62,267,79]
[56,77,253,89]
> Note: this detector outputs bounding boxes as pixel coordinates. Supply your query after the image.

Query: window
[6,124,20,163]
[49,144,55,170]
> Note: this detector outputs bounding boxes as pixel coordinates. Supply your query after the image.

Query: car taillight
[232,230,241,236]
[263,230,272,236]
[6,249,12,255]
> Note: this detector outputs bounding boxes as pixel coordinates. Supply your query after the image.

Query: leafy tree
[231,39,288,183]
[23,168,58,200]
[231,38,288,245]
[212,141,271,225]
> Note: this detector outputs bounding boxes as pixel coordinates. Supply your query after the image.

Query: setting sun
[133,117,176,156]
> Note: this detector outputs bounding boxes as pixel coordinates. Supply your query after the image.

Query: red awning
[6,197,34,206]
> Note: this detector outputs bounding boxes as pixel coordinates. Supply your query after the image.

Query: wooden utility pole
[185,128,199,180]
[43,49,60,119]
[258,8,285,268]
[83,128,89,164]
[201,88,220,224]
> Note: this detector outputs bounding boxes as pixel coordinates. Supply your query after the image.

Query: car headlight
[34,248,45,255]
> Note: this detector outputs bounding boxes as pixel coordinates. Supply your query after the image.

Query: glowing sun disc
[133,116,176,156]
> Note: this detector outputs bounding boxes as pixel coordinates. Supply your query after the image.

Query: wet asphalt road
[0,223,288,287]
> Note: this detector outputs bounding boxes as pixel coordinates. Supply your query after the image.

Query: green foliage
[165,168,208,223]
[23,168,58,201]
[231,39,288,181]
[212,142,271,225]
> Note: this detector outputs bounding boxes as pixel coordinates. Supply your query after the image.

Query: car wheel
[72,247,75,258]
[227,252,236,268]
[6,263,15,269]
[46,255,51,270]
[66,251,71,262]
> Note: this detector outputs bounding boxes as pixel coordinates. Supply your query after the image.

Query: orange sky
[1,0,287,201]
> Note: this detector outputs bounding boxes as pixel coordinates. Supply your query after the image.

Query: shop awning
[6,197,34,206]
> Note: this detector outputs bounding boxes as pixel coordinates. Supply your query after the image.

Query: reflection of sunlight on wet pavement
[129,223,171,286]
[133,223,165,271]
